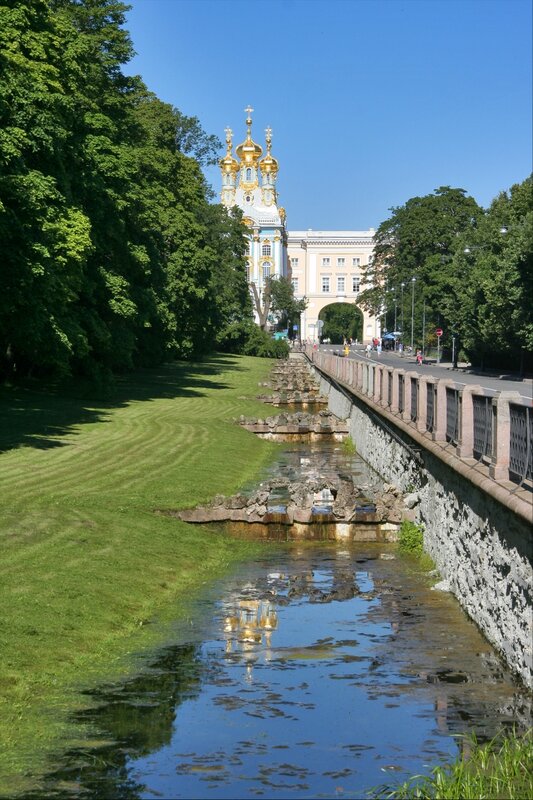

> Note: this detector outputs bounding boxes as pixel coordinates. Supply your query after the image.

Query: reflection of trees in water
[27,644,202,799]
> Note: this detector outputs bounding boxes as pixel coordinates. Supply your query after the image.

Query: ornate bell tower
[220,107,288,323]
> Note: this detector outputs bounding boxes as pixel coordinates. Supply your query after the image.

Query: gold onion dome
[259,126,278,175]
[235,106,263,165]
[219,127,239,173]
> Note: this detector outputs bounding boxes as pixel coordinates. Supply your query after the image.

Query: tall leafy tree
[451,176,532,371]
[359,187,482,348]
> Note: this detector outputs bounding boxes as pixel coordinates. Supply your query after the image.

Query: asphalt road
[318,345,533,400]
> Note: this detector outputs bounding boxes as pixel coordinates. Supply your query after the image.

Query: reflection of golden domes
[259,126,278,175]
[219,127,239,173]
[235,106,263,165]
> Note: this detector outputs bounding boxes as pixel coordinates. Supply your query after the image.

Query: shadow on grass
[0,354,248,454]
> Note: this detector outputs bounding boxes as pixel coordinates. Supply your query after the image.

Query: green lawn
[0,355,276,795]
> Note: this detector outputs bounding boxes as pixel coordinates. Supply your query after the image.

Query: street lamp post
[393,294,398,348]
[410,276,416,351]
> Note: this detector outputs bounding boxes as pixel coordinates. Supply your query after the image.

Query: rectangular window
[352,257,360,267]
[263,264,271,280]
[292,277,299,292]
[322,276,330,293]
[337,276,345,292]
[322,257,330,266]
[352,276,360,293]
[337,257,345,267]
[290,257,299,267]
[245,264,250,282]
[262,243,271,257]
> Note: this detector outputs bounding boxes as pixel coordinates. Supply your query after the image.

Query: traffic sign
[436,328,443,337]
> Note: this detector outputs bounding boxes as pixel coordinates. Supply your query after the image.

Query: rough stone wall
[319,374,533,687]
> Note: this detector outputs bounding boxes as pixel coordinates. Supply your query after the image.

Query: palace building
[220,109,379,342]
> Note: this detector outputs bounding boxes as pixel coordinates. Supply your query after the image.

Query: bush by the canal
[374,729,533,799]
[398,520,436,572]
[243,326,290,358]
[398,520,425,556]
[0,356,277,796]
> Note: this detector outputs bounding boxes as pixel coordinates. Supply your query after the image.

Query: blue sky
[124,0,532,230]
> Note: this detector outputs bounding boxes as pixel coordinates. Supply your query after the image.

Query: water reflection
[28,547,530,800]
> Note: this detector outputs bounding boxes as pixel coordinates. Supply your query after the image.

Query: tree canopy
[0,0,252,380]
[358,181,532,370]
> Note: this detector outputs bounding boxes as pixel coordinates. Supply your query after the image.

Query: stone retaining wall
[316,368,533,688]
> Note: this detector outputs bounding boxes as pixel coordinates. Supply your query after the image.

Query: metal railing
[509,404,532,484]
[473,395,493,460]
[410,377,418,422]
[427,384,435,432]
[446,388,460,444]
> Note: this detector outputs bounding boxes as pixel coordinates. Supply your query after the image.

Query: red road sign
[436,328,443,337]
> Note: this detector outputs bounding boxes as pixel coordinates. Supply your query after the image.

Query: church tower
[220,107,288,319]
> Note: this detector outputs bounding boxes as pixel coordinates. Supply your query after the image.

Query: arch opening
[319,303,363,344]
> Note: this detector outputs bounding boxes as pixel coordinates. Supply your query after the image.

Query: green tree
[319,303,363,344]
[269,275,307,338]
[452,176,532,371]
[359,187,483,350]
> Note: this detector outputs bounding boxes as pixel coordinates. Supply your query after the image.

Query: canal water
[30,444,530,799]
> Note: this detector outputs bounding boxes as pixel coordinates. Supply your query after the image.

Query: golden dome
[219,127,239,173]
[235,106,263,165]
[259,126,278,175]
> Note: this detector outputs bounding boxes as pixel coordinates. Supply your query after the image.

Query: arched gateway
[287,230,380,344]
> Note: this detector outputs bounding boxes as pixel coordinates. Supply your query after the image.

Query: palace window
[245,195,251,203]
[263,262,271,280]
[322,257,330,266]
[246,168,252,181]
[352,276,360,293]
[352,257,360,267]
[337,276,345,293]
[322,276,330,293]
[292,277,299,292]
[262,243,271,256]
[337,257,345,266]
[245,263,250,281]
[290,257,299,267]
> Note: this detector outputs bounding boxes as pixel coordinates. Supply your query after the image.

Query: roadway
[317,345,533,400]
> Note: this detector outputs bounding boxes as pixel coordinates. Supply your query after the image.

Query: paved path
[318,346,532,400]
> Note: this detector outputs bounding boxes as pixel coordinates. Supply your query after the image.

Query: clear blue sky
[124,0,532,229]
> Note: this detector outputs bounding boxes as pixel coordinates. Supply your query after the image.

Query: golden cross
[244,105,254,116]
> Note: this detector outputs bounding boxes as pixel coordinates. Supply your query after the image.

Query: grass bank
[374,730,533,799]
[0,355,276,795]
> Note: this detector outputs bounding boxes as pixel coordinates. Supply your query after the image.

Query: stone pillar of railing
[390,369,405,414]
[349,358,355,388]
[367,364,375,397]
[456,385,484,458]
[402,371,419,423]
[373,365,384,404]
[432,378,456,442]
[489,391,524,480]
[356,360,364,391]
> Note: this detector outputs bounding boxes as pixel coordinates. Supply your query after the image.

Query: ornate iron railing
[427,384,435,432]
[473,395,493,460]
[398,374,404,414]
[509,404,532,483]
[446,388,460,444]
[410,377,418,421]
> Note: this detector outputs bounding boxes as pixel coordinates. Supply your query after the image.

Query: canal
[28,441,530,799]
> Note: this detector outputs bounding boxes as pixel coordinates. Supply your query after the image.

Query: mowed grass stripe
[0,356,276,795]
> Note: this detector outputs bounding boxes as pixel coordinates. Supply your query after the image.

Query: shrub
[398,520,424,557]
[243,327,290,358]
